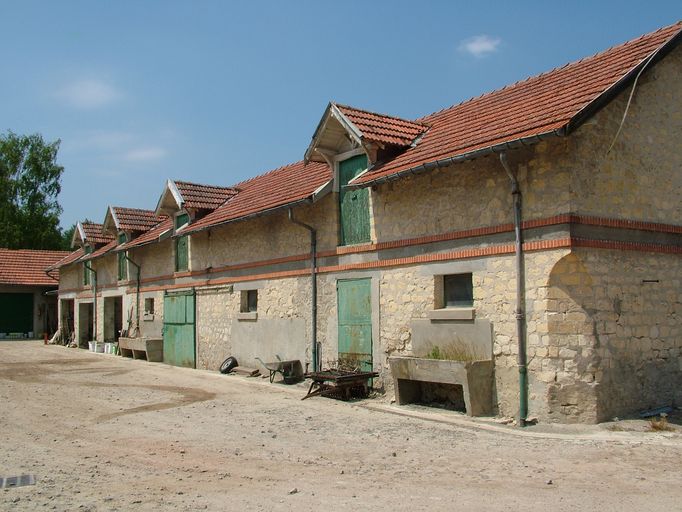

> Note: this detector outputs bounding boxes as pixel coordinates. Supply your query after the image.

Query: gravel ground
[1,340,681,511]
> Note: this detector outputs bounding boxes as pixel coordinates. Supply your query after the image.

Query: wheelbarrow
[256,356,304,384]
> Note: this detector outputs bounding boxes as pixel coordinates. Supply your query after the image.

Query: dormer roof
[155,179,239,216]
[304,102,428,164]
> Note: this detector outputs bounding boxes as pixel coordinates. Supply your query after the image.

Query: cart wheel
[269,370,276,383]
[220,356,238,374]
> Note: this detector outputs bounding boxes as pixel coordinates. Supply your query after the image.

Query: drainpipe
[499,152,528,427]
[288,208,319,372]
[123,254,141,337]
[84,262,98,342]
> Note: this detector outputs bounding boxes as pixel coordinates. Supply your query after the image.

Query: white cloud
[55,79,121,109]
[124,146,167,162]
[458,35,501,58]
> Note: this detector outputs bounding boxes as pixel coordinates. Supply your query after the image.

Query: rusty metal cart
[302,369,379,400]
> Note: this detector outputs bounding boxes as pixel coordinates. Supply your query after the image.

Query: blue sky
[0,1,679,228]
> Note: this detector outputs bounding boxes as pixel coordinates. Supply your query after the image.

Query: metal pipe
[123,254,141,336]
[288,208,319,372]
[83,261,98,342]
[499,152,528,427]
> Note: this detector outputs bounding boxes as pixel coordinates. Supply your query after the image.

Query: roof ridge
[417,21,682,123]
[173,179,237,190]
[112,206,156,213]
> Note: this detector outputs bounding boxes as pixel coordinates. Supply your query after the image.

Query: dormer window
[83,245,93,286]
[175,213,190,272]
[117,233,128,281]
[339,154,371,246]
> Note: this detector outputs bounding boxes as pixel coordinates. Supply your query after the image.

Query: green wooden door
[339,154,371,245]
[337,278,373,371]
[163,291,195,368]
[0,293,33,334]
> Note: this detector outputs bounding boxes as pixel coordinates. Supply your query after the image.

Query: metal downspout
[499,152,528,427]
[288,208,319,372]
[84,262,98,342]
[123,254,141,337]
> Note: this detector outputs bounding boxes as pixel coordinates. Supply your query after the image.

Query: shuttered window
[175,213,190,272]
[83,246,93,286]
[339,154,371,246]
[117,233,128,280]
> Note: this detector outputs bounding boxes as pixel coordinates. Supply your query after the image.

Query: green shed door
[0,293,33,334]
[339,154,371,246]
[337,278,373,372]
[163,291,195,368]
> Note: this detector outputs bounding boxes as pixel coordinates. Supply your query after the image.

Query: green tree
[60,223,76,250]
[0,132,65,249]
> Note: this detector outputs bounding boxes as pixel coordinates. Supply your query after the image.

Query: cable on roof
[606,43,665,155]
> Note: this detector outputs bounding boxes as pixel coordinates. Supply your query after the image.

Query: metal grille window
[144,297,154,315]
[443,273,473,307]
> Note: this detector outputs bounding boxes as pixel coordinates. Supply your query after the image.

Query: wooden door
[163,291,195,368]
[337,278,373,371]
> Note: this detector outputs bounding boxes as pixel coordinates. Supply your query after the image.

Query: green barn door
[339,154,370,246]
[163,290,195,368]
[337,278,373,372]
[0,293,33,335]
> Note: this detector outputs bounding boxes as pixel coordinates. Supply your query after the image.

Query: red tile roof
[82,239,118,261]
[122,217,174,250]
[352,21,682,186]
[46,248,85,270]
[80,222,114,245]
[183,161,331,234]
[0,249,70,286]
[335,104,428,146]
[174,181,239,210]
[112,207,165,232]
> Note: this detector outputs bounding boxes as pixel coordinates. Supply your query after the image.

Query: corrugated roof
[112,207,165,232]
[336,104,428,146]
[183,161,330,234]
[174,181,239,210]
[352,21,682,185]
[0,249,70,286]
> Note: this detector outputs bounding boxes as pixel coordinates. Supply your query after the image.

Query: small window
[144,298,155,315]
[443,273,473,308]
[240,290,258,313]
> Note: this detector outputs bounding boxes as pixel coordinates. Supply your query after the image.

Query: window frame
[174,212,190,272]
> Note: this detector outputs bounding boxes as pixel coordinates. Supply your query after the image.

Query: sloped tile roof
[112,207,165,232]
[82,239,118,261]
[122,217,174,250]
[174,181,239,210]
[336,104,428,146]
[46,248,85,271]
[352,21,682,186]
[80,222,115,245]
[183,161,331,234]
[0,249,70,286]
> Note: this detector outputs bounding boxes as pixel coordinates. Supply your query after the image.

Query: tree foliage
[0,131,65,249]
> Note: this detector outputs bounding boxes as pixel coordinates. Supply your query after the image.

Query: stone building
[51,22,682,423]
[0,248,69,339]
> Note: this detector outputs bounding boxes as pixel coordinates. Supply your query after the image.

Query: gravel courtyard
[1,341,681,511]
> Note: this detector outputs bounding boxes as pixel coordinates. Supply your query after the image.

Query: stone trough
[118,337,163,362]
[388,315,495,416]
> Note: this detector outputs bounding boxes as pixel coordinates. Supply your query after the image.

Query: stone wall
[195,276,312,372]
[568,44,682,223]
[58,264,81,291]
[190,195,339,272]
[546,249,682,422]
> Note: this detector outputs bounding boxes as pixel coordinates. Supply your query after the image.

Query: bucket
[95,342,105,353]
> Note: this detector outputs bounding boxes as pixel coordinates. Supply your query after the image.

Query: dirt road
[1,341,681,511]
